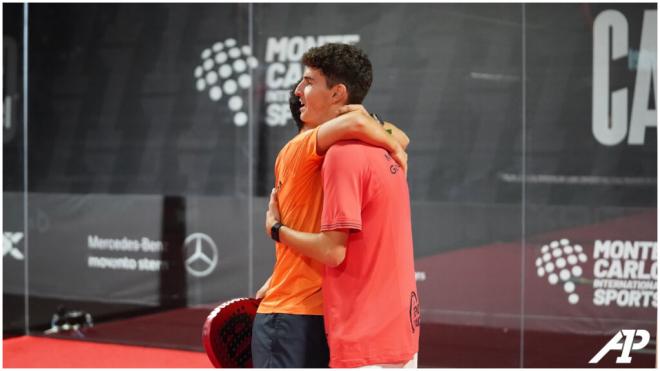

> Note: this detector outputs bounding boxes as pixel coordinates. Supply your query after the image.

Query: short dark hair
[301,43,373,104]
[289,81,303,131]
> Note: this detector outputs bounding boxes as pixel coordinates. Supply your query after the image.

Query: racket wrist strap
[271,222,283,242]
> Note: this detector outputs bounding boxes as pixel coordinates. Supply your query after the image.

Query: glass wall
[4,2,27,338]
[522,4,656,366]
[3,3,656,367]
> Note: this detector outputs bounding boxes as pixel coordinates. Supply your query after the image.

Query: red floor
[4,307,654,367]
[3,336,213,368]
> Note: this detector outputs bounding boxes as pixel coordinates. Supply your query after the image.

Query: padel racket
[202,297,261,368]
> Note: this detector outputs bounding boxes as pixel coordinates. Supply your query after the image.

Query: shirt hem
[256,305,324,316]
[329,351,417,368]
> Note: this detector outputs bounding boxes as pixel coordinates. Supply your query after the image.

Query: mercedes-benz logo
[184,233,219,277]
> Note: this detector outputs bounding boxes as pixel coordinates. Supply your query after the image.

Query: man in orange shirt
[252,43,410,368]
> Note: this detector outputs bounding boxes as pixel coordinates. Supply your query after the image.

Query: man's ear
[331,84,348,104]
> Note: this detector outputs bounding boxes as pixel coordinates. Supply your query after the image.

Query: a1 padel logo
[589,329,651,364]
[194,38,259,127]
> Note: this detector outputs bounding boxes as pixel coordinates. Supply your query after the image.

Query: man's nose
[294,82,303,97]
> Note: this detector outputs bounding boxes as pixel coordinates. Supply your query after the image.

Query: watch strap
[271,222,283,242]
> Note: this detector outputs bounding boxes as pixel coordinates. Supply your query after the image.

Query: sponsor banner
[416,208,656,335]
[3,193,26,296]
[5,3,653,208]
[3,192,260,306]
[7,191,653,335]
[2,196,27,335]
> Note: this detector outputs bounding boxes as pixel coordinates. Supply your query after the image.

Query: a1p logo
[589,329,651,364]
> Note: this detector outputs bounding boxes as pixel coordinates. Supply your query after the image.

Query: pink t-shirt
[320,141,420,368]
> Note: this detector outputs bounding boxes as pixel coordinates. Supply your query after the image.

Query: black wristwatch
[271,222,283,242]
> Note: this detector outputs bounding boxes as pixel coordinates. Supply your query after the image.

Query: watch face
[271,222,281,242]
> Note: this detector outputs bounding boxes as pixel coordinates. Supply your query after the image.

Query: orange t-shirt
[257,127,326,315]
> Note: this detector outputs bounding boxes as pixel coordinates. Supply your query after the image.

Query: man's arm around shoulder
[314,105,408,172]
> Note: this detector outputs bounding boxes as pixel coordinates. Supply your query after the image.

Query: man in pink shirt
[265,106,420,367]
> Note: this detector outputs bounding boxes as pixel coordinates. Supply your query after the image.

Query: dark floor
[419,322,656,368]
[3,293,168,338]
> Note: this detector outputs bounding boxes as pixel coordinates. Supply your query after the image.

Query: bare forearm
[265,189,347,267]
[351,119,399,153]
[317,111,398,154]
[279,227,345,267]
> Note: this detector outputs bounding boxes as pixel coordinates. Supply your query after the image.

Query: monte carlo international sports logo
[194,38,259,127]
[535,238,657,308]
[535,238,588,304]
[194,34,361,128]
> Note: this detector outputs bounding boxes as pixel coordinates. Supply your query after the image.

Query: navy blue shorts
[251,313,329,368]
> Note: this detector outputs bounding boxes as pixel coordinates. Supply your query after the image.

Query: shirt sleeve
[301,126,324,162]
[320,145,363,232]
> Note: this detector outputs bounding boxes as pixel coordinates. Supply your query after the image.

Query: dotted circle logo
[535,238,588,305]
[194,38,259,127]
